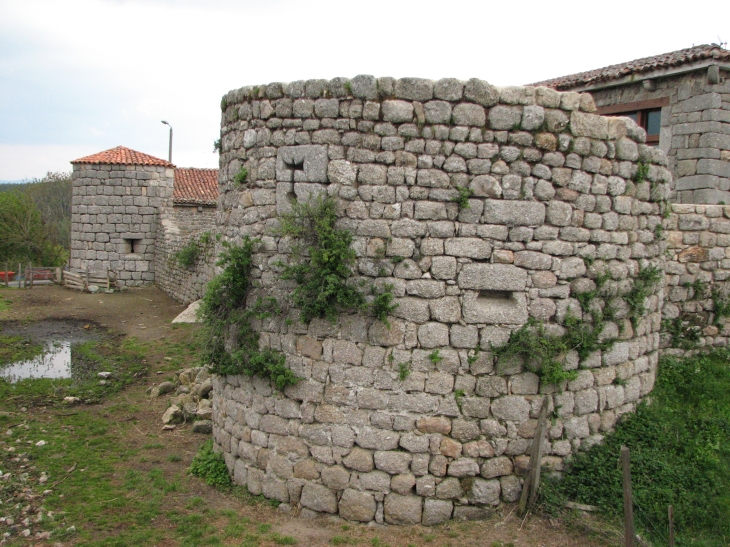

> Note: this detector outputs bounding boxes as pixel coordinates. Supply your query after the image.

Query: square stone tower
[70,146,174,286]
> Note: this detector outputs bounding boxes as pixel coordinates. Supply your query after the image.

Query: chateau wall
[589,69,730,204]
[211,76,670,524]
[662,203,730,349]
[153,205,217,304]
[70,163,174,287]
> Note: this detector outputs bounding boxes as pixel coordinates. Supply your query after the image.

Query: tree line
[0,172,72,267]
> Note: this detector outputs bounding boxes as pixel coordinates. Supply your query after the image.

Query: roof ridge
[531,44,730,90]
[72,145,174,167]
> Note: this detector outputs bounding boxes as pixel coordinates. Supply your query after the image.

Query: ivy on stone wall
[199,238,298,390]
[278,195,397,325]
[494,264,662,386]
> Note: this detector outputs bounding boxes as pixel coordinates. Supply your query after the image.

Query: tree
[0,189,67,266]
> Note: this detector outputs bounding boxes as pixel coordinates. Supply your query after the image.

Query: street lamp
[161,120,172,163]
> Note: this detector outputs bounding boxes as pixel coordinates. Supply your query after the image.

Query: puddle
[0,341,72,383]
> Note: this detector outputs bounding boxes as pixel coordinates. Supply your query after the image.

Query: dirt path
[0,285,610,547]
[0,284,188,341]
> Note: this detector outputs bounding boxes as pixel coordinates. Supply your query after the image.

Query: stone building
[70,145,218,296]
[534,44,730,204]
[211,75,669,524]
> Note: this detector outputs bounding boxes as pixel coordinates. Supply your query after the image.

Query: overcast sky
[0,0,727,180]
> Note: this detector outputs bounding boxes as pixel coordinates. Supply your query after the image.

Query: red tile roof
[174,168,219,206]
[71,146,173,167]
[532,44,730,90]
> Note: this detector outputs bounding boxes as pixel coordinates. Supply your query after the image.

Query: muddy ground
[0,285,612,547]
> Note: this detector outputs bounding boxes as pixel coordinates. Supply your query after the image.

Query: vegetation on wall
[198,238,298,390]
[494,264,662,386]
[278,194,398,325]
[171,232,212,269]
[541,349,730,546]
[278,195,366,323]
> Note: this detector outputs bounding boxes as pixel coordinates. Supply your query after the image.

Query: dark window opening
[618,109,662,145]
[125,239,141,254]
[597,98,668,147]
[479,290,513,300]
[284,160,305,174]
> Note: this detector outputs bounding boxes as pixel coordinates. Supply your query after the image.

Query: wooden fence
[1,262,116,292]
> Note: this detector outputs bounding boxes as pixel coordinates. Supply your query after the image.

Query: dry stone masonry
[70,162,174,286]
[210,75,670,524]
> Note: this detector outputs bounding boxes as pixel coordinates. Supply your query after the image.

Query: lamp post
[161,120,172,163]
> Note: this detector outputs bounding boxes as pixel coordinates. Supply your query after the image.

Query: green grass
[0,337,148,406]
[0,334,43,366]
[542,349,730,546]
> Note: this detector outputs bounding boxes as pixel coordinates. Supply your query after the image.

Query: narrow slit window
[479,290,513,300]
[125,239,141,254]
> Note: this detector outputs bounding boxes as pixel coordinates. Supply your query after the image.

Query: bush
[198,238,298,390]
[543,349,730,545]
[172,240,201,268]
[189,439,231,487]
[279,195,365,323]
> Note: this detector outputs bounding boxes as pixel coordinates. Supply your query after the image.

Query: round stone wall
[211,76,670,524]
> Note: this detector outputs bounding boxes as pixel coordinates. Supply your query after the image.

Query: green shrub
[198,238,298,390]
[234,167,248,186]
[542,349,730,545]
[452,186,473,209]
[189,439,231,487]
[279,195,365,323]
[173,240,201,268]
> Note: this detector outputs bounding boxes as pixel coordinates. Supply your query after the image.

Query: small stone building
[534,44,730,204]
[70,146,218,295]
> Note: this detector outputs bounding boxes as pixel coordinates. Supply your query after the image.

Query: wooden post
[668,505,675,547]
[55,267,62,284]
[106,268,110,290]
[28,262,33,289]
[18,263,22,288]
[3,263,7,287]
[518,397,550,515]
[85,266,90,291]
[621,446,634,547]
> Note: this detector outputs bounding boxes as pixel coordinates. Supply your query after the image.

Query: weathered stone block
[339,489,376,522]
[384,493,423,524]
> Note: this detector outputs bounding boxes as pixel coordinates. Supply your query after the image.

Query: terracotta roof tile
[173,168,219,206]
[532,44,730,90]
[71,146,173,167]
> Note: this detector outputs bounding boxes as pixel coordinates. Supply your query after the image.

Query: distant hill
[0,180,31,191]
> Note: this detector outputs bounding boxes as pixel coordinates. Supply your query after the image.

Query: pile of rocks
[150,367,213,434]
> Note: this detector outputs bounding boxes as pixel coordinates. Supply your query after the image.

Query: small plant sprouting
[684,279,708,300]
[428,349,443,365]
[454,389,465,410]
[398,362,411,381]
[234,167,248,186]
[452,186,473,209]
[390,255,405,264]
[371,284,398,327]
[634,161,650,184]
[712,288,730,327]
[213,139,222,154]
[467,346,481,365]
[344,81,353,96]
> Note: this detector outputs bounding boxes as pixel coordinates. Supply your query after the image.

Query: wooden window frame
[597,98,669,146]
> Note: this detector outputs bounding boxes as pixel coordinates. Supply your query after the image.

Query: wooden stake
[28,262,33,289]
[518,397,550,515]
[3,262,8,287]
[621,446,634,547]
[668,505,674,547]
[55,267,62,284]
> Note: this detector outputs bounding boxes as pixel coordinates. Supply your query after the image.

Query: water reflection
[0,341,72,382]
